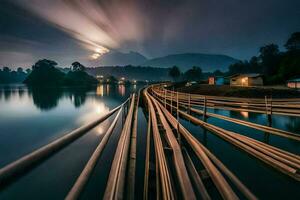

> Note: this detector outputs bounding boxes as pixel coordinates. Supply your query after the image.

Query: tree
[184,66,202,81]
[24,59,65,86]
[259,44,280,75]
[17,67,24,73]
[169,66,181,81]
[26,68,32,74]
[213,69,223,76]
[71,62,86,72]
[249,56,260,72]
[32,59,58,70]
[285,32,300,51]
[3,67,10,73]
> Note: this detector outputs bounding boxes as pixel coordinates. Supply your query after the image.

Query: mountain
[141,53,239,72]
[98,51,147,66]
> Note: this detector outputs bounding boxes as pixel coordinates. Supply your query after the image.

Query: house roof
[230,73,262,78]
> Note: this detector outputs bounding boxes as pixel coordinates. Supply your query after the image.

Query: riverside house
[287,78,300,89]
[230,74,263,87]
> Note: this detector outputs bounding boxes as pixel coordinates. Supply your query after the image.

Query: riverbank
[172,83,300,98]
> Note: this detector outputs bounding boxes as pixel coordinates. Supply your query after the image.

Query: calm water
[0,84,147,199]
[0,84,300,199]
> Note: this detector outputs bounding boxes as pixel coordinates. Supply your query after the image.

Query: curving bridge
[0,84,300,199]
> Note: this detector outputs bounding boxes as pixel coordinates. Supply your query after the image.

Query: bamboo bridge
[0,84,300,199]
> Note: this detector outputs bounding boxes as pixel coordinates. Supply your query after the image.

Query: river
[0,84,299,199]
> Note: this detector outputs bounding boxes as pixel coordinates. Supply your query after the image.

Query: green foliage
[285,32,300,51]
[213,69,224,76]
[64,71,98,86]
[0,66,28,84]
[71,61,86,72]
[184,66,202,81]
[24,60,98,86]
[24,59,65,86]
[278,50,300,80]
[168,65,181,81]
[227,33,300,85]
[259,44,280,75]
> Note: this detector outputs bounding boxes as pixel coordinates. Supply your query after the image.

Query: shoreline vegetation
[24,60,98,87]
[172,83,300,98]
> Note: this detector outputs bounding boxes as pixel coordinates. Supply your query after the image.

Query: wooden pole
[176,92,181,145]
[170,90,173,114]
[164,89,167,108]
[66,108,123,200]
[0,100,127,185]
[203,96,207,122]
[265,96,272,127]
[188,93,191,115]
[127,92,140,200]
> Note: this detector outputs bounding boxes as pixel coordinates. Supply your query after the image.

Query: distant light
[121,77,125,81]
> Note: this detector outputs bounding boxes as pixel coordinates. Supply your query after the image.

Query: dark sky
[0,0,299,69]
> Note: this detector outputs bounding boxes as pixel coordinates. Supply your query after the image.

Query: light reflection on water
[0,84,136,166]
[0,84,141,200]
[118,84,125,96]
[1,84,300,199]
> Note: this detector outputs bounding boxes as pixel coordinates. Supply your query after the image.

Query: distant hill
[141,53,239,72]
[97,51,239,72]
[98,51,148,66]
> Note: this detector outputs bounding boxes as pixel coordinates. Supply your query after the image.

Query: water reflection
[118,85,125,96]
[96,85,104,96]
[0,86,95,111]
[229,110,259,121]
[283,117,300,133]
[106,84,110,95]
[29,88,63,111]
[0,84,136,112]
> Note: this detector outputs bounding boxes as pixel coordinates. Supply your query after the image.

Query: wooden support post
[122,103,125,128]
[269,96,273,126]
[265,96,272,127]
[176,92,181,145]
[170,90,173,114]
[203,96,207,122]
[164,89,167,108]
[176,92,179,118]
[188,93,191,115]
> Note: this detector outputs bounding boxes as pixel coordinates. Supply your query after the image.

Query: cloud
[14,0,147,52]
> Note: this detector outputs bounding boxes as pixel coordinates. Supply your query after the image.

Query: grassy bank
[172,83,300,98]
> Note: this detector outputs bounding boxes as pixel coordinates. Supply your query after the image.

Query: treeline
[0,67,30,84]
[228,32,300,84]
[24,59,98,86]
[86,65,170,81]
[168,66,224,82]
[168,32,300,84]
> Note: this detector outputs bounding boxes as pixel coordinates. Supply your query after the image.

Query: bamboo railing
[149,85,300,182]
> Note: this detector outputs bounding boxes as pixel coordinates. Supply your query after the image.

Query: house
[208,76,225,85]
[230,74,263,87]
[287,78,300,89]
